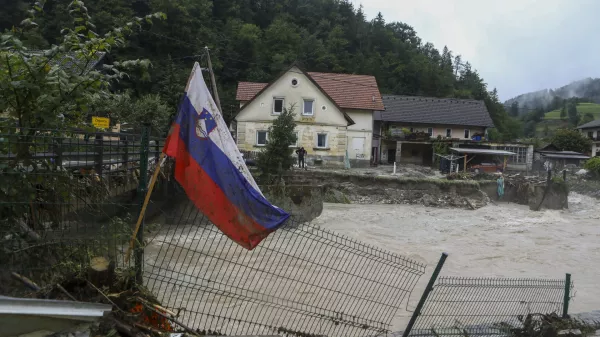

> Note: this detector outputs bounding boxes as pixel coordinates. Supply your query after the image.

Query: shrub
[584,157,600,177]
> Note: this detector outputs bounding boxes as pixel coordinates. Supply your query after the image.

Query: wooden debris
[55,283,77,301]
[11,272,40,291]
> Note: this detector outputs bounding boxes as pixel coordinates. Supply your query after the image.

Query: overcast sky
[350,0,600,101]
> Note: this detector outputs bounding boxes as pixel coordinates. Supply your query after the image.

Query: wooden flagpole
[124,152,165,263]
[125,54,222,265]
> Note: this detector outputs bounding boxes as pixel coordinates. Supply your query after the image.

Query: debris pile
[6,257,200,337]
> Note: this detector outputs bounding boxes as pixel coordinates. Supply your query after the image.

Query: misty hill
[505,78,600,115]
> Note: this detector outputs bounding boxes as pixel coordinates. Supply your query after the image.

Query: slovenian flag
[163,62,290,250]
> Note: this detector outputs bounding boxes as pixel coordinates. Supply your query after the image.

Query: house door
[352,137,366,160]
[388,149,396,163]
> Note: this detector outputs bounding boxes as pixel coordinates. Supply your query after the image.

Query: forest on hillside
[505,78,600,136]
[0,0,520,140]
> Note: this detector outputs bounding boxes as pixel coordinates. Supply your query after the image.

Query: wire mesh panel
[406,277,570,337]
[144,197,427,337]
[0,128,163,293]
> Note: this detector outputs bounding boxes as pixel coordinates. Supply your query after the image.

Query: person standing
[497,173,505,201]
[296,147,307,169]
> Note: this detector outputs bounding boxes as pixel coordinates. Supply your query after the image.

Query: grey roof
[380,95,495,128]
[577,119,600,129]
[540,153,590,159]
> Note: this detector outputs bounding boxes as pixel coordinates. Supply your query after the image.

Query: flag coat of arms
[163,62,290,249]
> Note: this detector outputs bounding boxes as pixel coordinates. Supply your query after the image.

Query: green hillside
[535,102,600,137]
[544,102,600,120]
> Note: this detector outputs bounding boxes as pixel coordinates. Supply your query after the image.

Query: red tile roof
[235,72,384,111]
[307,72,384,111]
[236,82,267,101]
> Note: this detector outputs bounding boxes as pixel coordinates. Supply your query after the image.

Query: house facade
[234,65,383,167]
[577,119,600,157]
[375,95,534,171]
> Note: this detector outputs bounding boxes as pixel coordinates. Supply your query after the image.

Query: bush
[551,129,592,153]
[584,157,600,177]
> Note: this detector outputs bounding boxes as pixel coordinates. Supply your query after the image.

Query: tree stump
[88,256,115,287]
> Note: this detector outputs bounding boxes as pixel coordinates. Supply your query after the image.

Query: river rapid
[313,193,600,330]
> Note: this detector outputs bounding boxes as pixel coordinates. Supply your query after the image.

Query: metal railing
[403,255,572,337]
[144,196,427,337]
[0,127,163,293]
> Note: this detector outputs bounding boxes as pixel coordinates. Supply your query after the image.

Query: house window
[273,97,284,114]
[290,132,299,147]
[464,129,470,139]
[588,131,594,139]
[446,128,452,137]
[410,127,414,132]
[427,128,433,137]
[316,133,328,149]
[500,146,527,164]
[303,99,314,115]
[256,131,268,146]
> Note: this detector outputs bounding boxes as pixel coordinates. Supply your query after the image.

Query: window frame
[464,129,470,139]
[316,133,328,149]
[272,97,285,115]
[302,99,315,116]
[427,127,433,137]
[289,131,299,148]
[446,128,452,138]
[256,130,269,146]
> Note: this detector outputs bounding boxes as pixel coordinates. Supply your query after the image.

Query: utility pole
[204,46,223,113]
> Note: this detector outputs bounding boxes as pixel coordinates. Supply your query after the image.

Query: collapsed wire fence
[144,190,427,337]
[404,262,573,337]
[0,127,164,293]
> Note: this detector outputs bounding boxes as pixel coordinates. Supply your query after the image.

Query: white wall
[235,67,347,127]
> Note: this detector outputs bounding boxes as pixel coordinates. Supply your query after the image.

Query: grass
[534,103,600,137]
[544,102,600,120]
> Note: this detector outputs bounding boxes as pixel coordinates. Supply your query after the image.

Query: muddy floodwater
[313,193,600,329]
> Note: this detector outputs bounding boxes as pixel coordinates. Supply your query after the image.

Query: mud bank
[284,170,569,210]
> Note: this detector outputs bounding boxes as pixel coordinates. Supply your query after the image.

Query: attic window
[291,78,299,87]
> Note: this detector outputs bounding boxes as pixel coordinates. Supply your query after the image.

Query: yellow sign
[92,116,110,129]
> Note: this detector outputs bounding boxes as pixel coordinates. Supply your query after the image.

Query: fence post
[53,138,63,167]
[563,273,571,318]
[403,253,448,337]
[563,169,567,182]
[94,133,104,177]
[135,124,151,283]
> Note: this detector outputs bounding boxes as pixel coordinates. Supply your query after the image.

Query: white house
[233,65,384,167]
[577,119,600,157]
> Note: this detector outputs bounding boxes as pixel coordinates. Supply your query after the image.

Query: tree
[543,123,550,137]
[509,101,520,117]
[0,0,164,159]
[551,128,592,153]
[579,112,595,126]
[0,2,162,129]
[567,102,579,126]
[560,105,567,119]
[256,105,298,181]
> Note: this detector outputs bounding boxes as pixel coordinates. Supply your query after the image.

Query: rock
[576,169,588,176]
[558,329,582,336]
